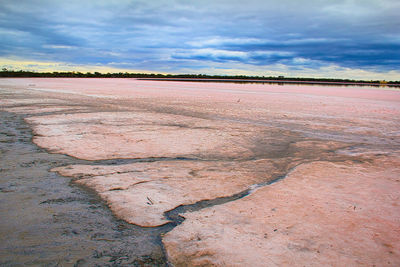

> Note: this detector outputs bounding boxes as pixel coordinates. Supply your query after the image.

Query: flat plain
[1,78,399,266]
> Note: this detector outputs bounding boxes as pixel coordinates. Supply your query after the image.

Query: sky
[0,0,399,80]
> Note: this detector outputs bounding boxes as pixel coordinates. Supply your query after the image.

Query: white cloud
[42,45,77,50]
[174,48,248,60]
[187,37,266,47]
[0,57,154,74]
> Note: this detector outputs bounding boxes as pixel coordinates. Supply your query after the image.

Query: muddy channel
[0,110,170,266]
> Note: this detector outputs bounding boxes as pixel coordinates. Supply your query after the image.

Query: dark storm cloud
[0,0,399,73]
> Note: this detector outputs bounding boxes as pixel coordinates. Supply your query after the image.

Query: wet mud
[0,111,168,266]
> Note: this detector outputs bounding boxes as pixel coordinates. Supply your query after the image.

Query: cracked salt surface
[1,78,399,266]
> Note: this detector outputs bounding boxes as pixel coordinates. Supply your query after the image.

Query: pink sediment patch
[163,159,400,266]
[54,159,282,226]
[26,111,254,160]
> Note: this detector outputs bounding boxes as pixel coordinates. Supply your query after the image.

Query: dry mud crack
[1,78,400,266]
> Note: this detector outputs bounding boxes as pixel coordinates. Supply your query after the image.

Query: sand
[1,78,399,265]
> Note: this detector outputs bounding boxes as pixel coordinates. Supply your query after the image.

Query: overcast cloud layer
[0,0,399,79]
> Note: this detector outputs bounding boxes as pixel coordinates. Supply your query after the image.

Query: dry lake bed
[1,78,399,266]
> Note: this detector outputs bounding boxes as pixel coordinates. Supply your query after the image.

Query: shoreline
[2,77,398,88]
[136,78,400,88]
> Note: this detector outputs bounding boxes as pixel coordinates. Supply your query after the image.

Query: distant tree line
[1,69,399,85]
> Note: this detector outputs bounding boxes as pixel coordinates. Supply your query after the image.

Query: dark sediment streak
[163,170,293,227]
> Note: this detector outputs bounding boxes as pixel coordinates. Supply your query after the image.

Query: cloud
[42,45,78,50]
[0,0,399,79]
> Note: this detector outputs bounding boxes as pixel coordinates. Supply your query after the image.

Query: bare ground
[1,78,399,266]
